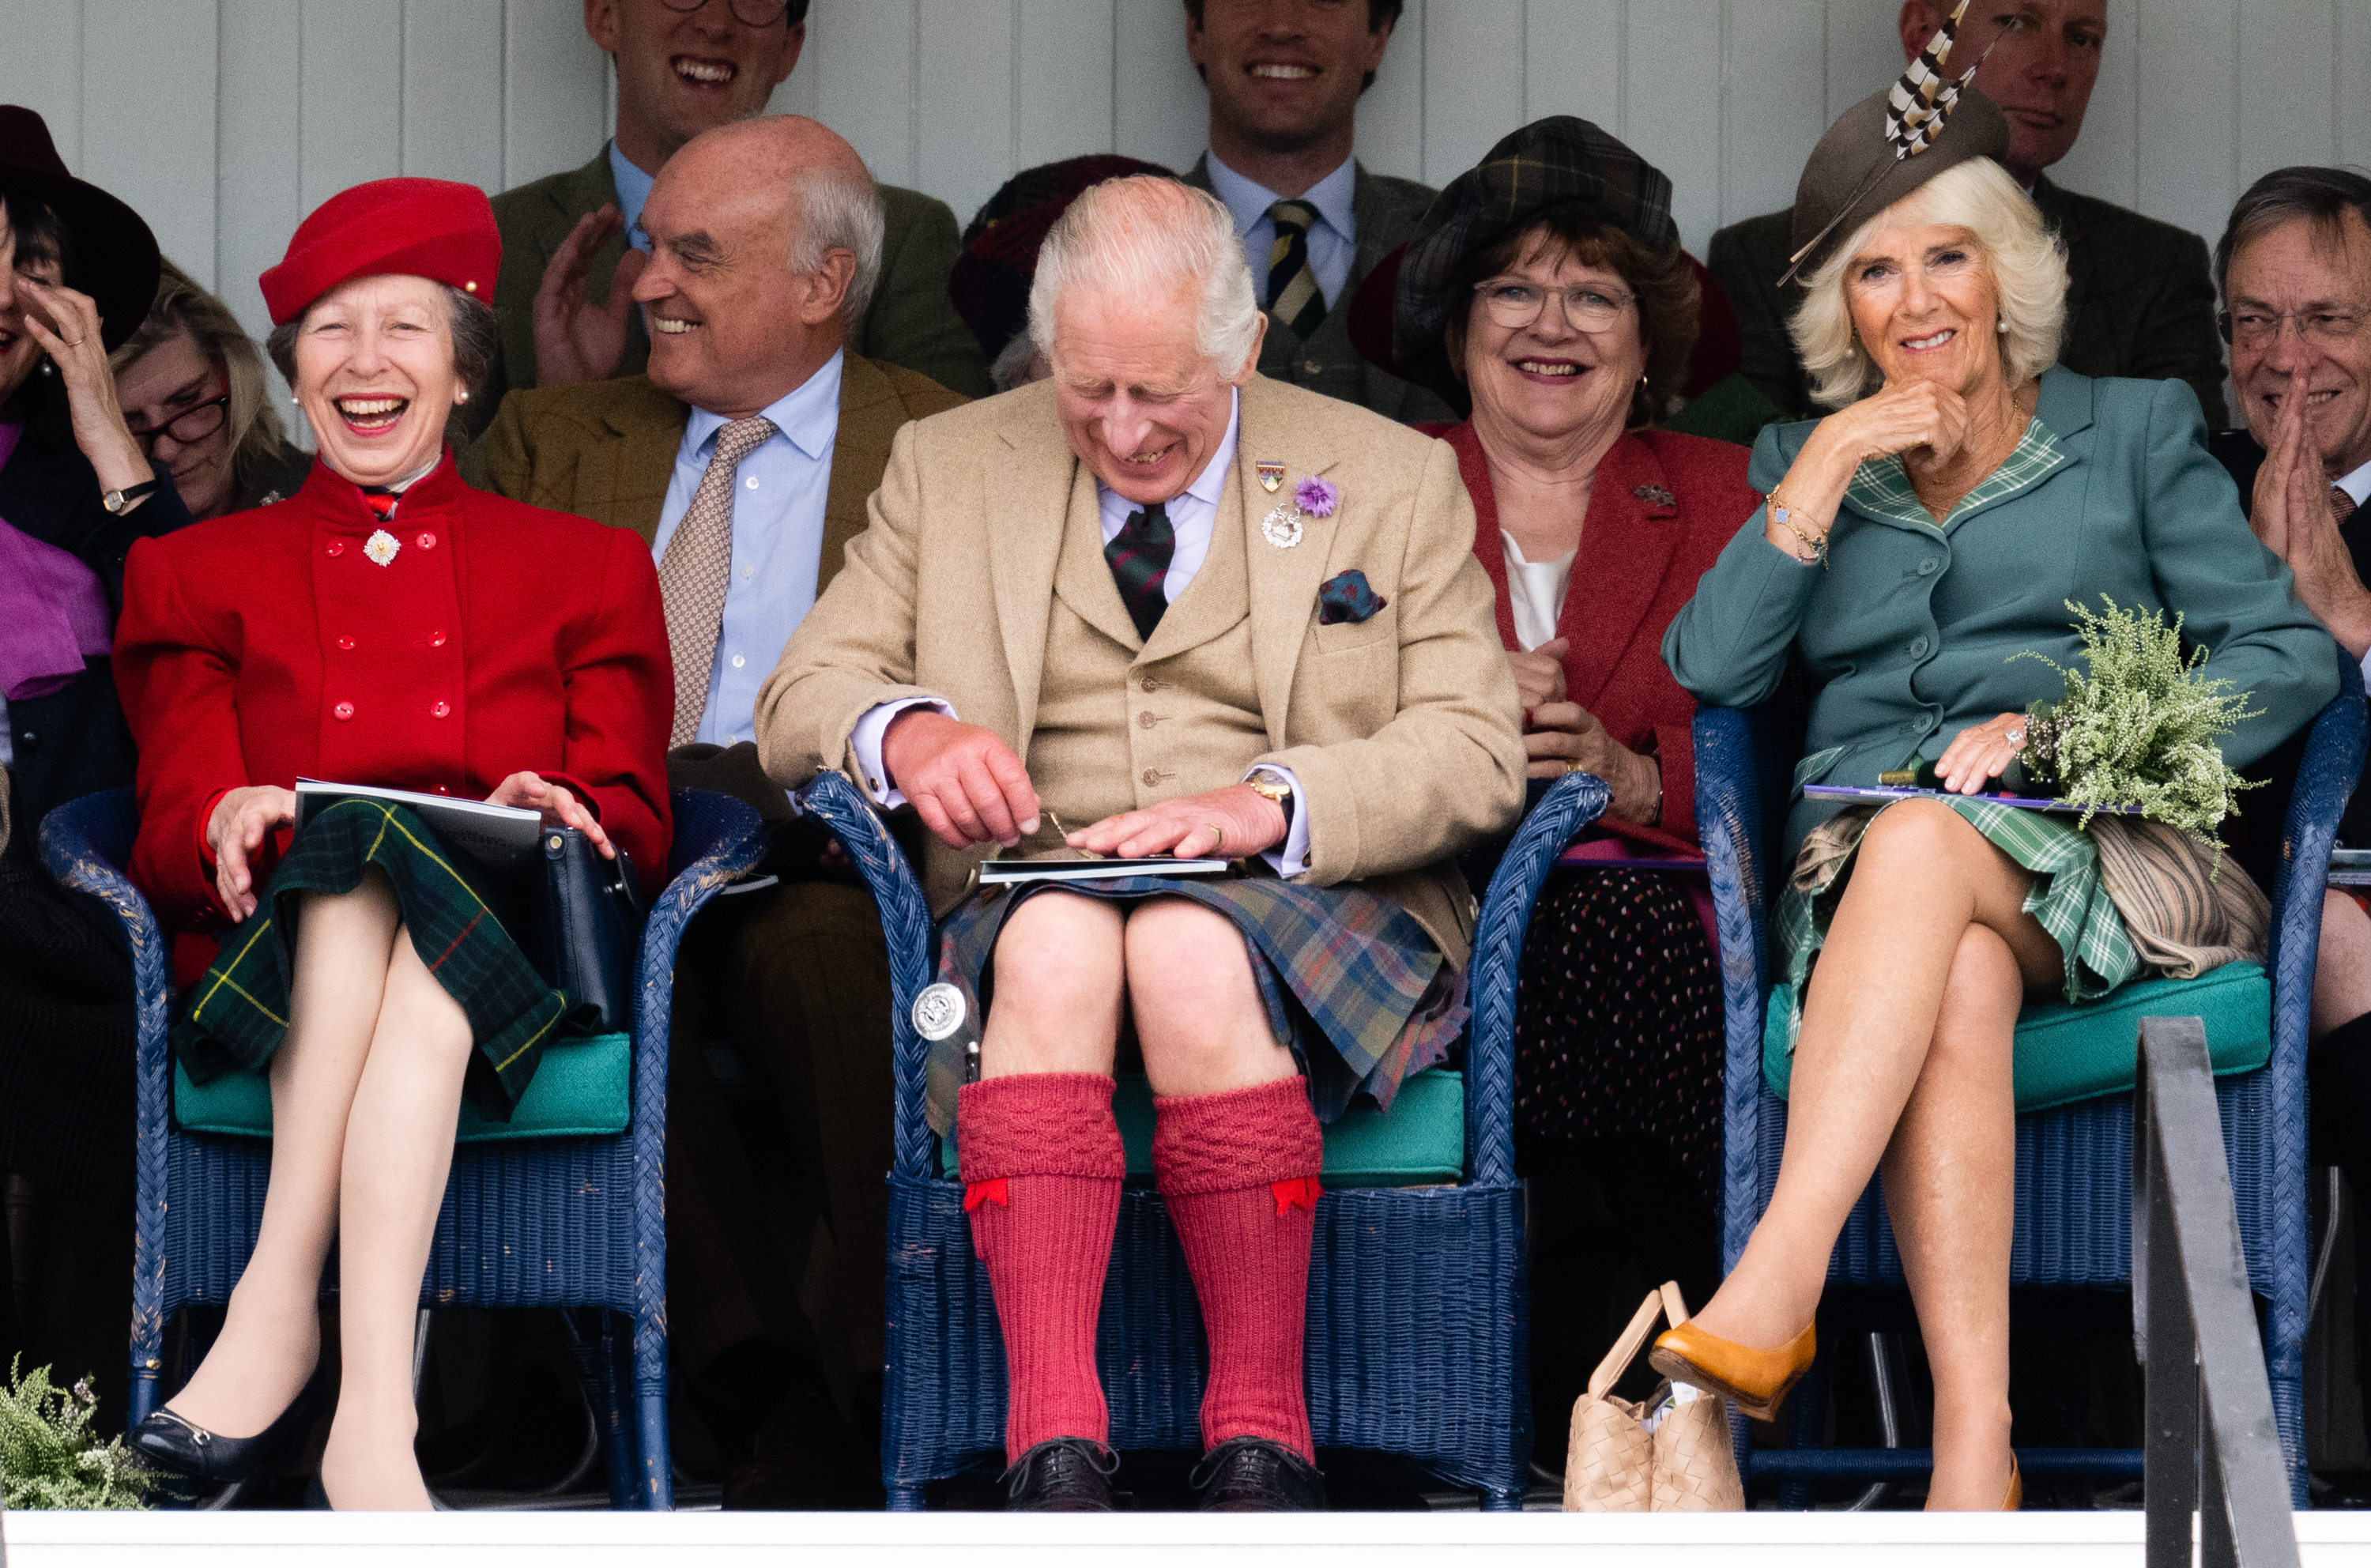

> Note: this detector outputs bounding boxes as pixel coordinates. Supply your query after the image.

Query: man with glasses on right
[2206,164,2371,1436]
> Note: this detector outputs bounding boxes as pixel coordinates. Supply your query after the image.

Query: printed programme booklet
[293,780,544,871]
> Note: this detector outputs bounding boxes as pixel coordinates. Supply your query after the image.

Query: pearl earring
[457,390,469,404]
[1996,319,2008,334]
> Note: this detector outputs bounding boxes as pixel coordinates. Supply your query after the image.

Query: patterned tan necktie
[1265,199,1328,340]
[656,415,776,747]
[2334,485,2359,526]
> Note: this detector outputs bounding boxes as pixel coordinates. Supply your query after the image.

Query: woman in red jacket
[113,179,672,1510]
[1393,119,1762,1395]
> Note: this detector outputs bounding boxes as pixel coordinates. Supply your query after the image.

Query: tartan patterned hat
[1392,116,1678,394]
[948,154,1176,364]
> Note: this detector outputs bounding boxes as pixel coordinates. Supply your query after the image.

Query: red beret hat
[259,177,499,326]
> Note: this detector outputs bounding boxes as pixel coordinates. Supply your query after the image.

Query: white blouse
[1501,530,1575,653]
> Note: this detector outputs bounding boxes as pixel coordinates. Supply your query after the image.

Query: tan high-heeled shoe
[1647,1317,1817,1423]
[2003,1454,2022,1511]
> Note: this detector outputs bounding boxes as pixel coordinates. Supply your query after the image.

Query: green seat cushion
[1762,960,2271,1114]
[940,1068,1465,1187]
[173,1031,632,1143]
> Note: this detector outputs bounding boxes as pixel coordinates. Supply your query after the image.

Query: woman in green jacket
[1651,86,2338,1511]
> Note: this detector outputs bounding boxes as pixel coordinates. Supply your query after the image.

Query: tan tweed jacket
[753,375,1527,964]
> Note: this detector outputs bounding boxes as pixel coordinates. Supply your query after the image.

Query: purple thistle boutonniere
[1295,476,1338,517]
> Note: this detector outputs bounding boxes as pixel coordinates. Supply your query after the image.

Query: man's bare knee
[981,894,1125,1076]
[1125,901,1290,1091]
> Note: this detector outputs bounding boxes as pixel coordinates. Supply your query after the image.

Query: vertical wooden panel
[401,0,505,191]
[505,0,611,191]
[1826,0,1903,122]
[2343,0,2371,176]
[1351,0,1423,183]
[298,0,404,212]
[2237,0,2335,185]
[1522,0,1623,131]
[1111,0,1207,174]
[812,0,918,187]
[217,0,303,423]
[2049,0,2139,211]
[1417,0,1521,188]
[81,0,218,287]
[2134,0,2238,257]
[916,0,1013,228]
[0,2,84,168]
[1623,0,1723,254]
[1014,0,1115,172]
[1722,0,1829,228]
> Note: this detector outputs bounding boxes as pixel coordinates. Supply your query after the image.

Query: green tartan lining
[1770,797,2139,1055]
[1845,414,2068,533]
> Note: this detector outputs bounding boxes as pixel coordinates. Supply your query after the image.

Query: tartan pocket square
[1317,569,1388,625]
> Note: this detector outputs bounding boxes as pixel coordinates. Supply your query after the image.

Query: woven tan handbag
[1564,1280,1744,1512]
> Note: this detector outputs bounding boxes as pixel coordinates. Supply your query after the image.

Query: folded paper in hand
[293,779,543,871]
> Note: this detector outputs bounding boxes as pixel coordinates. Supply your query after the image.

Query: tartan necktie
[1265,199,1328,341]
[2335,485,2359,526]
[656,414,777,747]
[360,488,399,522]
[1103,501,1175,643]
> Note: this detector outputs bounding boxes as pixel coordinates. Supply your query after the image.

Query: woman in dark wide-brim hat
[1655,61,2335,1507]
[116,177,673,1509]
[1390,116,1761,1391]
[0,103,190,1423]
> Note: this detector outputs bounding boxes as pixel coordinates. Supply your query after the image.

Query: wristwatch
[1245,775,1295,850]
[100,478,162,514]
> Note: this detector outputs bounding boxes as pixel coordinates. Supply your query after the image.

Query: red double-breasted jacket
[114,455,673,978]
[1423,420,1761,852]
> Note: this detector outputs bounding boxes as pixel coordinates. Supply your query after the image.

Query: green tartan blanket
[172,799,576,1117]
[1768,797,2139,1057]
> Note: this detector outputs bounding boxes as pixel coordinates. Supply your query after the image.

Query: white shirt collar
[1204,152,1357,245]
[2337,455,2371,510]
[684,350,845,463]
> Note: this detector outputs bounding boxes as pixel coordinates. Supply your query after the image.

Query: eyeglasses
[129,392,230,457]
[2218,306,2369,348]
[657,0,792,27]
[1473,278,1636,334]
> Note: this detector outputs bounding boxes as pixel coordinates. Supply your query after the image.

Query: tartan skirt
[171,799,577,1118]
[922,873,1466,1136]
[1767,797,2140,1057]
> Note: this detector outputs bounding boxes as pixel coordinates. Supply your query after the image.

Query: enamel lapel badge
[1257,460,1287,493]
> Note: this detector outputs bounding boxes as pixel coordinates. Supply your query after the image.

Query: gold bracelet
[1768,489,1829,569]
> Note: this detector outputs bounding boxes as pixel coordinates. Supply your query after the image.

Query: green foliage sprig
[0,1358,155,1510]
[2011,597,2262,839]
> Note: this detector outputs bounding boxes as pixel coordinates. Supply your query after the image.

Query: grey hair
[266,282,498,450]
[989,331,1042,393]
[789,165,885,325]
[1026,175,1259,376]
[2215,164,2371,303]
[1789,157,2068,410]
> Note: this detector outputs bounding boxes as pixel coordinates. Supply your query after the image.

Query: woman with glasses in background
[111,259,309,521]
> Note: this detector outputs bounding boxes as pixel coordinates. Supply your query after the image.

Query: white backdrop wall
[2,0,2368,372]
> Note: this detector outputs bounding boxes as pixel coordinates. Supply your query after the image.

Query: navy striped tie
[1104,501,1174,642]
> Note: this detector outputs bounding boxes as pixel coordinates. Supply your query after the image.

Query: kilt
[171,799,577,1118]
[923,873,1466,1134]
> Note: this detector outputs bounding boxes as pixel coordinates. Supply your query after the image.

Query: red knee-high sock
[1152,1076,1325,1462]
[957,1072,1125,1458]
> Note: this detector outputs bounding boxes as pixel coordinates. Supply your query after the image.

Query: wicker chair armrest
[38,789,173,1085]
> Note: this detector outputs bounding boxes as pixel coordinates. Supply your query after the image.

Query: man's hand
[206,785,297,922]
[2252,364,2371,658]
[531,205,650,387]
[1522,703,1660,822]
[1068,784,1288,861]
[880,711,1042,850]
[488,771,614,858]
[1506,639,1568,718]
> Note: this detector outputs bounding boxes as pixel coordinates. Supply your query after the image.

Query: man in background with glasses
[2207,166,2371,1457]
[468,0,990,443]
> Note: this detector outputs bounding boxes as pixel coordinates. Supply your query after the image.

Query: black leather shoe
[1190,1437,1328,1512]
[1000,1437,1119,1512]
[127,1370,324,1484]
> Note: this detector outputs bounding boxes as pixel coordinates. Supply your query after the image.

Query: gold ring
[1565,757,1584,775]
[1205,822,1226,853]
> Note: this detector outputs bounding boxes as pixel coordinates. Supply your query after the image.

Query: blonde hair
[110,258,290,505]
[1789,157,2068,410]
[1027,176,1259,377]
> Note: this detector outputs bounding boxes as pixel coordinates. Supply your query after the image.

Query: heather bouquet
[0,1359,154,1510]
[2011,597,2262,839]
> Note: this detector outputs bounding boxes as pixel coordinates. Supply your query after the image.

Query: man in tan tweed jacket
[756,176,1522,1511]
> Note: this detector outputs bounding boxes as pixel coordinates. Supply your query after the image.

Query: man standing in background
[1708,0,2226,425]
[1182,0,1453,425]
[471,0,989,440]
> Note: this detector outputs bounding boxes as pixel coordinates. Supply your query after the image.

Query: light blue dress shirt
[650,350,845,747]
[608,141,657,254]
[1204,151,1358,315]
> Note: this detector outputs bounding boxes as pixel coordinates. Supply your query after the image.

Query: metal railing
[2135,1016,2301,1567]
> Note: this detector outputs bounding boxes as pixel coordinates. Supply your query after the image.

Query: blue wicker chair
[1694,660,2366,1507]
[793,766,1608,1510]
[36,786,767,1511]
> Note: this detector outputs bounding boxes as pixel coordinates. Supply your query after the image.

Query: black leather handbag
[522,827,645,1034]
